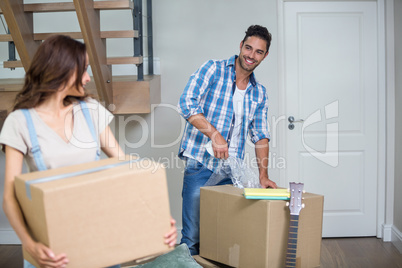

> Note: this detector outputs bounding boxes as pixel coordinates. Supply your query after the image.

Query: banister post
[133,0,143,81]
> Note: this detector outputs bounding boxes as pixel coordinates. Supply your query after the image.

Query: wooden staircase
[0,0,160,124]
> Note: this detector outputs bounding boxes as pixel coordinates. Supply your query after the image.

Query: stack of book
[243,188,290,200]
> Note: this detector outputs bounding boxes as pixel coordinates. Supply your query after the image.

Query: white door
[283,1,378,237]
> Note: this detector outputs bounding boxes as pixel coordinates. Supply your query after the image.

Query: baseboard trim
[0,229,20,244]
[391,225,402,253]
[382,223,393,241]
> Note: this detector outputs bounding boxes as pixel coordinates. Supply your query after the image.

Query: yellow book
[244,188,290,200]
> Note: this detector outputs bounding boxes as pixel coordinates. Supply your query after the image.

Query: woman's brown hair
[13,35,88,111]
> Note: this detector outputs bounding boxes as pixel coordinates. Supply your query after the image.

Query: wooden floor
[0,237,401,268]
[320,237,402,268]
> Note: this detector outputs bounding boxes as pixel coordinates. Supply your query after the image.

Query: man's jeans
[180,158,231,255]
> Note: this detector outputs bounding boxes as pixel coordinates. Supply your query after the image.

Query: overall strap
[21,109,48,171]
[79,101,100,161]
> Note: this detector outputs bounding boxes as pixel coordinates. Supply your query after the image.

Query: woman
[0,35,177,268]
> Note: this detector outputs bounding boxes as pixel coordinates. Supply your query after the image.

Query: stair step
[3,61,21,69]
[0,34,12,42]
[0,30,138,42]
[36,30,138,40]
[0,78,97,94]
[100,30,138,39]
[25,2,76,12]
[0,78,26,92]
[3,56,143,68]
[23,1,134,13]
[93,1,134,10]
[107,56,143,65]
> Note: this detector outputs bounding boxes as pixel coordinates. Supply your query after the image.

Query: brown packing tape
[24,159,134,199]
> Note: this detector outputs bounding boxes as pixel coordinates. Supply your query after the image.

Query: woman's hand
[25,241,69,268]
[164,217,177,247]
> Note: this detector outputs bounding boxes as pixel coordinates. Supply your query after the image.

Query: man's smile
[244,57,255,65]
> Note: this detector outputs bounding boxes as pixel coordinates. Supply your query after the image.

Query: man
[177,25,277,255]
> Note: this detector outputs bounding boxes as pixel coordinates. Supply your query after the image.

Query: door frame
[276,0,394,240]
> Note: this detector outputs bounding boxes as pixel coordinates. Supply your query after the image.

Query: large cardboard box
[200,185,323,268]
[15,156,172,268]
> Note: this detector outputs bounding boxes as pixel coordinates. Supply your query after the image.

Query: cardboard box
[200,185,323,268]
[15,156,172,268]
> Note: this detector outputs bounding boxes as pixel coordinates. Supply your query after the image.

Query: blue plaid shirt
[177,55,270,170]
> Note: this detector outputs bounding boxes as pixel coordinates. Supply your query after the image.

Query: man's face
[238,36,268,72]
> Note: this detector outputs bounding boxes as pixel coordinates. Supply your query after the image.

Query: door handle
[288,116,304,123]
[288,116,304,130]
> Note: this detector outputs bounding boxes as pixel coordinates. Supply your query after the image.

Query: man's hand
[211,131,228,159]
[188,114,228,159]
[260,174,277,189]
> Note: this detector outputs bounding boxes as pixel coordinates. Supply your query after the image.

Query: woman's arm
[100,126,124,158]
[3,146,68,268]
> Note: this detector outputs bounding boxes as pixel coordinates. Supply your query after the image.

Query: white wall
[393,0,402,252]
[0,0,282,243]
